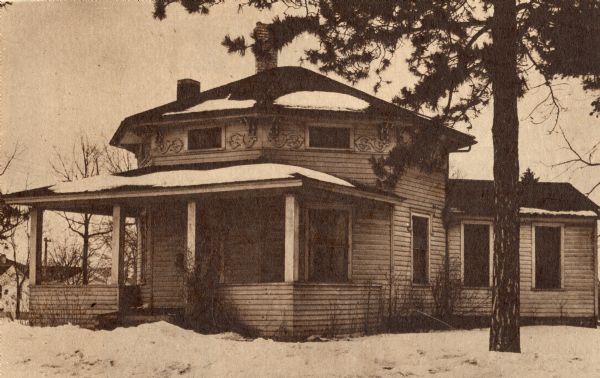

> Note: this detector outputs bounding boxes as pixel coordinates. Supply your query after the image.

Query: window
[463,223,491,287]
[412,215,429,284]
[188,127,222,150]
[534,226,562,289]
[308,208,350,282]
[308,126,351,149]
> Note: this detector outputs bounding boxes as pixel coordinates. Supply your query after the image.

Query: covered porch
[6,164,398,336]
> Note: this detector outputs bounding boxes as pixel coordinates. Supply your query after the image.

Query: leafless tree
[103,144,136,174]
[101,143,139,283]
[50,135,112,284]
[1,142,27,241]
[50,135,137,285]
[554,127,600,196]
[1,226,29,319]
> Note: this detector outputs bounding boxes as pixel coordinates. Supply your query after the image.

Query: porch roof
[4,163,402,212]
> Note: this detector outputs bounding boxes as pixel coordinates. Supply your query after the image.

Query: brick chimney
[254,22,278,73]
[177,79,200,101]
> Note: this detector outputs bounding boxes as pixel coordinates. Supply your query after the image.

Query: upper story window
[308,126,351,149]
[462,223,491,287]
[188,127,222,150]
[412,214,430,284]
[534,225,562,289]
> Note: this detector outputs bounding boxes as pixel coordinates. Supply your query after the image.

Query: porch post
[28,207,43,286]
[111,205,125,287]
[186,200,197,271]
[284,194,300,282]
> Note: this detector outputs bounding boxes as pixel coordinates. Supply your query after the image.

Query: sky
[1,0,599,205]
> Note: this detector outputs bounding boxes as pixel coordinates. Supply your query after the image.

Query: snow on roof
[273,91,370,111]
[48,164,353,194]
[164,95,256,115]
[519,207,598,217]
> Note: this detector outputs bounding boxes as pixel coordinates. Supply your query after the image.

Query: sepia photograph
[0,1,599,376]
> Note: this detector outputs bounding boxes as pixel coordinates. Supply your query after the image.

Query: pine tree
[520,168,539,186]
[153,0,600,352]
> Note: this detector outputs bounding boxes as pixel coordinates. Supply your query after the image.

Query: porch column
[111,205,125,286]
[28,207,43,286]
[186,200,197,271]
[284,194,300,282]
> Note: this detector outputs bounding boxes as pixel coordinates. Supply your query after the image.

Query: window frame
[460,220,494,288]
[531,223,565,290]
[303,203,353,282]
[410,212,431,285]
[305,123,354,151]
[186,125,225,152]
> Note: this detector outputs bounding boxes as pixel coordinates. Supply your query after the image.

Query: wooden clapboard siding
[154,150,263,166]
[219,283,381,337]
[219,283,294,337]
[520,221,596,317]
[449,218,596,318]
[352,203,392,293]
[29,285,118,328]
[392,168,447,312]
[151,205,186,308]
[266,149,381,185]
[292,283,381,337]
[144,118,448,320]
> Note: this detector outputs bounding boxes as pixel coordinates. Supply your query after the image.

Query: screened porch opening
[196,197,285,284]
[193,197,352,284]
[306,207,350,282]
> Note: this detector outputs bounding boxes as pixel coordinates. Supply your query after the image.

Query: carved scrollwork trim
[266,116,304,149]
[268,133,305,149]
[242,117,259,137]
[228,133,258,149]
[378,122,393,144]
[153,130,184,155]
[354,135,389,153]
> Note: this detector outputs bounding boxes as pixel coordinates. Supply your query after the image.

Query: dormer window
[188,127,223,150]
[308,126,351,149]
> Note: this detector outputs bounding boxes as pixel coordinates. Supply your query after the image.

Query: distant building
[0,253,28,319]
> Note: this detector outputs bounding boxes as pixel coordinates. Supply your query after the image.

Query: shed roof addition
[448,179,600,218]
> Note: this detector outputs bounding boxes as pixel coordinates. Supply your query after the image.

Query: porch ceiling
[3,163,403,212]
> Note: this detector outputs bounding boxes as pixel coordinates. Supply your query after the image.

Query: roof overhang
[4,166,403,215]
[448,208,599,221]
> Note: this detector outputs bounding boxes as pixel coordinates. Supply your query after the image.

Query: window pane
[463,224,490,287]
[308,127,350,149]
[188,127,222,150]
[535,226,561,289]
[308,209,349,282]
[412,216,429,284]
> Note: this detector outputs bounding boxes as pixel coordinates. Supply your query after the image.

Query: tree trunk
[15,271,21,319]
[82,216,90,285]
[489,0,521,353]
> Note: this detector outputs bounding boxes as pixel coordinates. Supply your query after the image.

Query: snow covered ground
[1,321,599,377]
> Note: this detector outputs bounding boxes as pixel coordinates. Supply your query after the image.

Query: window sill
[306,146,353,152]
[185,147,225,153]
[462,286,491,290]
[530,288,565,292]
[411,283,431,288]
